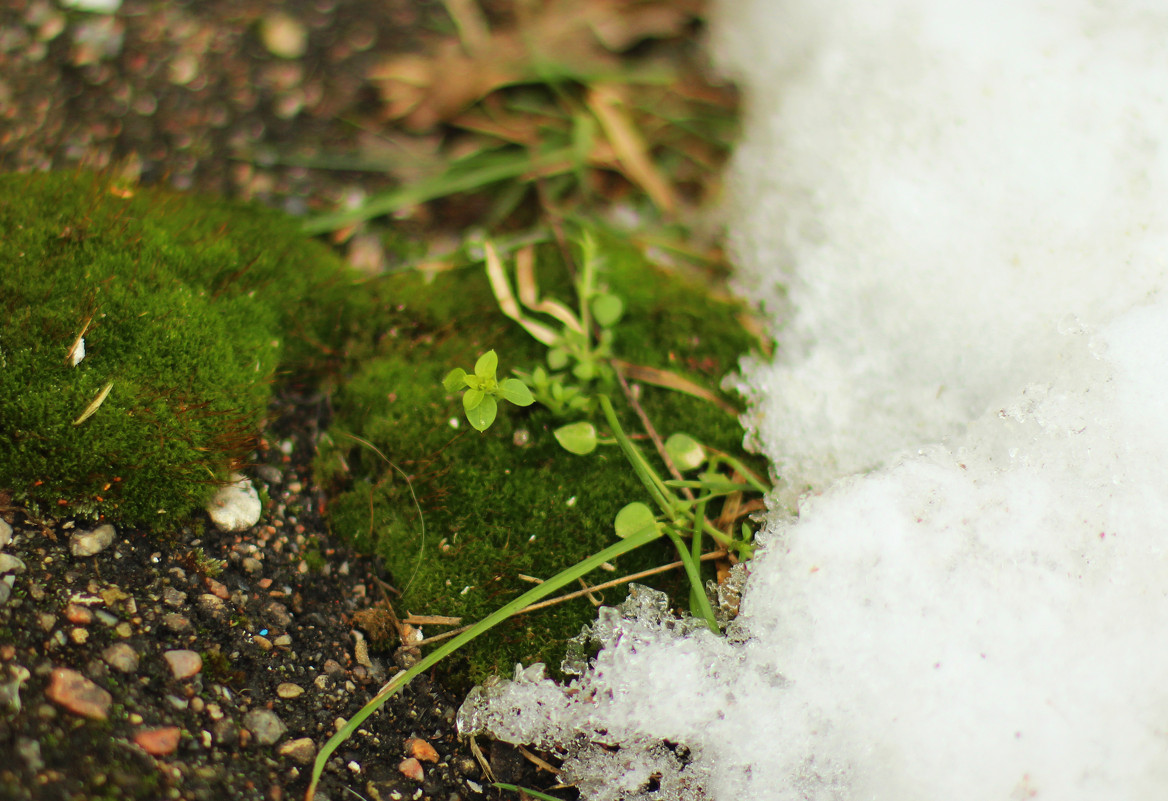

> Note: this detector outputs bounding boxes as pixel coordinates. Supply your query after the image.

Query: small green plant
[306,234,768,799]
[443,350,534,431]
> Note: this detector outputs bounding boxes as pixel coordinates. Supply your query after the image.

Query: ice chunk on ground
[458,1,1168,799]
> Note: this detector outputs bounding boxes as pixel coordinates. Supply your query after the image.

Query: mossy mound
[0,171,369,527]
[316,233,765,687]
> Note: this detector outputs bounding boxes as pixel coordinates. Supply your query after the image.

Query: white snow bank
[458,1,1168,799]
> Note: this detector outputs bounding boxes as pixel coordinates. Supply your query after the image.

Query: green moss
[316,231,766,687]
[0,171,372,528]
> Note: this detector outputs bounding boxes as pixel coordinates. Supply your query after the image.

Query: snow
[456,1,1168,798]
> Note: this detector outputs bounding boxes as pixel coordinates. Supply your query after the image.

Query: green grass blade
[302,146,577,234]
[304,524,663,800]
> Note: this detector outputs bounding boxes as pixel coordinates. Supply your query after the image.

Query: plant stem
[663,526,719,633]
[304,524,663,801]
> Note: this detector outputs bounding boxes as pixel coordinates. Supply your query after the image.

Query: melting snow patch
[458,1,1168,799]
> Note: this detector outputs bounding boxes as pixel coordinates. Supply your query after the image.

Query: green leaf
[614,502,657,539]
[573,360,595,381]
[463,388,485,410]
[474,350,498,380]
[547,348,570,370]
[553,421,598,455]
[497,378,534,406]
[443,367,468,393]
[591,293,624,327]
[665,433,706,472]
[466,395,497,431]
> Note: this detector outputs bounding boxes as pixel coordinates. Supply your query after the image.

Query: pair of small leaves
[444,350,535,432]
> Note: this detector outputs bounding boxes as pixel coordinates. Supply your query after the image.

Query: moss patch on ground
[1,171,765,691]
[0,171,371,527]
[315,232,765,687]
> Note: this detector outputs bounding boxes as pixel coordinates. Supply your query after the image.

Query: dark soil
[0,1,566,799]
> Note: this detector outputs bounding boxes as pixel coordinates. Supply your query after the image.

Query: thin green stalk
[598,394,672,515]
[302,146,577,234]
[493,784,567,801]
[689,497,707,619]
[304,524,662,801]
[663,526,719,633]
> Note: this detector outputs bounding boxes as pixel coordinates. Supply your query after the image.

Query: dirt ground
[0,1,572,799]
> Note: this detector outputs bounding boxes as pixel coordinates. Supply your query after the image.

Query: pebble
[206,475,262,532]
[197,593,228,621]
[0,554,27,574]
[164,649,203,679]
[64,603,93,624]
[69,628,88,645]
[242,557,263,573]
[163,586,188,607]
[265,602,292,627]
[0,518,12,549]
[406,737,440,763]
[70,524,115,557]
[277,737,316,764]
[102,643,139,673]
[276,682,303,699]
[398,757,424,782]
[45,667,111,720]
[0,665,30,713]
[134,726,182,756]
[0,583,10,605]
[205,578,230,600]
[260,12,308,59]
[242,709,286,745]
[162,612,191,632]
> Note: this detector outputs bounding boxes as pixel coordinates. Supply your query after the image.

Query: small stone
[70,524,115,557]
[162,613,190,632]
[205,578,230,600]
[69,628,88,645]
[64,603,92,624]
[273,634,291,647]
[276,683,303,699]
[278,737,316,764]
[242,557,263,573]
[46,668,111,720]
[197,594,228,621]
[206,475,262,532]
[253,635,273,651]
[115,621,133,638]
[242,709,286,746]
[0,583,10,605]
[103,643,139,673]
[164,650,202,679]
[406,737,440,763]
[265,602,292,628]
[0,665,30,713]
[398,757,424,782]
[0,518,12,549]
[260,12,308,59]
[163,587,187,607]
[0,554,26,574]
[134,726,182,756]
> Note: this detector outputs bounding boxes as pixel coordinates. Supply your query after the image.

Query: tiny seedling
[443,349,535,431]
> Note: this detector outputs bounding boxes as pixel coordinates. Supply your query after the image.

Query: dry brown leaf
[370,0,703,131]
[587,83,676,213]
